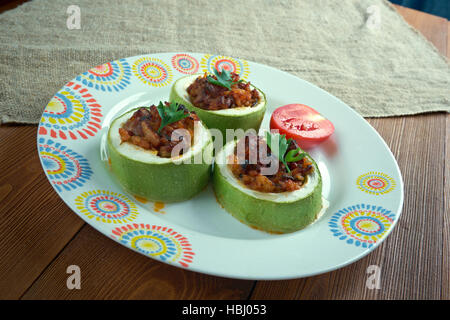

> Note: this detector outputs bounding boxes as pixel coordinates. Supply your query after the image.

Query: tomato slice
[270,104,334,149]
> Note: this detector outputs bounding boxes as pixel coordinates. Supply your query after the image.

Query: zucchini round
[213,140,327,233]
[169,74,266,140]
[107,109,213,203]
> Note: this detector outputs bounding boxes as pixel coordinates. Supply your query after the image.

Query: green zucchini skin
[107,111,213,203]
[213,142,323,234]
[169,75,267,141]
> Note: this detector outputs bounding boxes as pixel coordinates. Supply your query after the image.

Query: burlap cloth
[0,0,449,124]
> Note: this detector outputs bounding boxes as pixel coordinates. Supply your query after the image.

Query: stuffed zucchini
[169,68,266,140]
[107,102,213,203]
[213,133,328,233]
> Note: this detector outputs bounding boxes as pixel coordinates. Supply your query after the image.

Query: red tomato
[270,104,334,149]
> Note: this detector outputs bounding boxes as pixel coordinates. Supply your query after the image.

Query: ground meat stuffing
[229,135,314,193]
[118,103,198,158]
[186,73,261,110]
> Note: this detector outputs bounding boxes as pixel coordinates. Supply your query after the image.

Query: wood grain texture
[21,224,254,300]
[443,113,449,300]
[0,127,253,300]
[251,114,446,299]
[250,6,449,300]
[0,5,447,300]
[394,5,448,55]
[0,125,85,299]
[0,0,28,14]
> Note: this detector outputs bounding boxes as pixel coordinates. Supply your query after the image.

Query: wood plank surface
[0,125,255,299]
[21,224,254,300]
[251,114,446,299]
[0,0,27,13]
[0,125,85,299]
[0,4,447,300]
[394,5,448,54]
[250,5,449,300]
[444,113,449,300]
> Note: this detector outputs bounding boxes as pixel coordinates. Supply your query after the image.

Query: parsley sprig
[155,102,189,133]
[206,67,242,90]
[265,132,306,173]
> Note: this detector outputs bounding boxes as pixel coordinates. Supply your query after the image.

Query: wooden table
[0,5,448,300]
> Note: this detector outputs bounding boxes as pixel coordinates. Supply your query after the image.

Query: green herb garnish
[265,132,305,173]
[285,148,306,163]
[206,67,242,90]
[156,102,189,133]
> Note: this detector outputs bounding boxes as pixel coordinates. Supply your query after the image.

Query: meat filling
[186,72,261,110]
[118,103,198,158]
[229,135,314,193]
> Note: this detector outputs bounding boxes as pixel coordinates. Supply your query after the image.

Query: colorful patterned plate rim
[37,52,404,280]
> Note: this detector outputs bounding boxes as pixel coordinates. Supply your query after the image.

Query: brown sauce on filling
[186,73,261,110]
[118,103,198,158]
[228,135,314,193]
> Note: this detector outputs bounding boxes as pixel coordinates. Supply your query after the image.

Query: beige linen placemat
[0,0,449,124]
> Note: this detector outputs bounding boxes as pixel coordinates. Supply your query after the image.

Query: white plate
[37,52,403,279]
